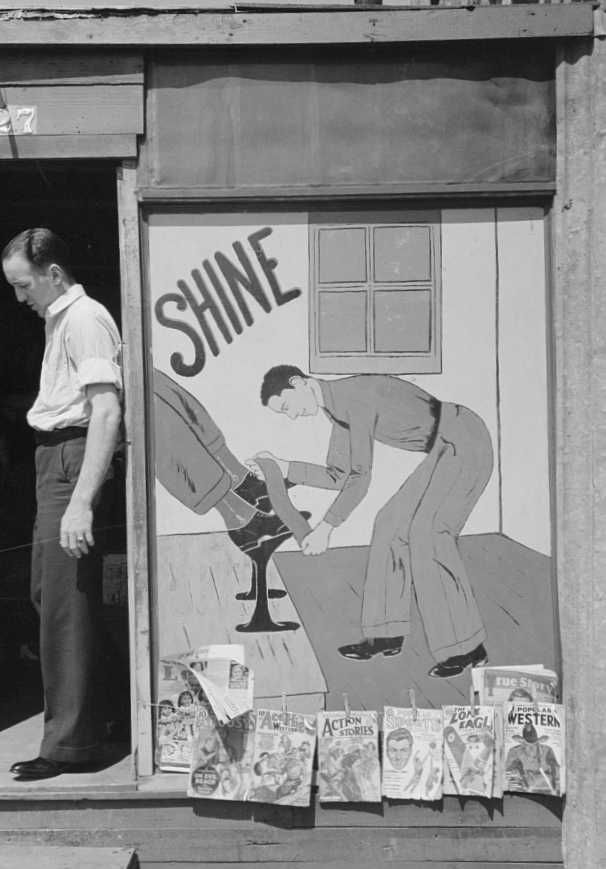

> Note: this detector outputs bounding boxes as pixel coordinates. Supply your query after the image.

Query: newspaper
[381,706,443,801]
[248,709,317,806]
[472,665,559,706]
[504,702,565,796]
[317,710,381,803]
[443,705,495,798]
[185,644,254,724]
[188,707,256,801]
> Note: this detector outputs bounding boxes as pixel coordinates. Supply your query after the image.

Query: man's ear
[48,263,63,284]
[288,375,304,389]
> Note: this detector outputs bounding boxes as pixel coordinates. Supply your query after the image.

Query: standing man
[2,228,122,780]
[256,365,493,678]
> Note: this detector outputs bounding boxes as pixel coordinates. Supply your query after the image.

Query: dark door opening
[0,161,129,747]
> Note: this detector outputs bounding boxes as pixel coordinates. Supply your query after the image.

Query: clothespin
[533,694,541,716]
[343,692,350,716]
[408,688,418,722]
[281,691,288,717]
[469,685,477,714]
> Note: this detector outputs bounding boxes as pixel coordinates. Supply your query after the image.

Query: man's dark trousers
[31,431,111,763]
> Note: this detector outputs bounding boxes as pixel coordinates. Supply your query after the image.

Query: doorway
[0,161,129,755]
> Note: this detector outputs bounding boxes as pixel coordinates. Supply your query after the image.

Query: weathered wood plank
[0,50,143,84]
[0,6,594,46]
[0,84,143,134]
[0,827,563,864]
[0,134,137,159]
[136,183,557,201]
[117,161,154,780]
[139,863,562,869]
[0,793,562,827]
[0,846,137,869]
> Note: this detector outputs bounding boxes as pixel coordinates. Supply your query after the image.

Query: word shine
[155,227,301,377]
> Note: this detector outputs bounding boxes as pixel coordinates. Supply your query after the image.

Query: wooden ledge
[0,4,595,45]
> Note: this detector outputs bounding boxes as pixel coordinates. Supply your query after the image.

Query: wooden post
[116,160,154,778]
[553,34,606,868]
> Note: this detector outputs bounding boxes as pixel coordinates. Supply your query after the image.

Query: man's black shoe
[234,471,295,515]
[229,510,310,555]
[428,642,488,678]
[10,756,100,780]
[338,636,404,661]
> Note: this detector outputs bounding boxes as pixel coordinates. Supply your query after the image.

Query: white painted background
[148,207,550,555]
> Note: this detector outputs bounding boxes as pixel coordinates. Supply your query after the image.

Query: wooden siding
[0,50,143,159]
[0,5,594,46]
[140,47,554,193]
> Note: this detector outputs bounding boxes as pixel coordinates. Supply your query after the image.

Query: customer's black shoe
[428,642,488,678]
[10,756,100,780]
[234,471,295,515]
[338,636,404,661]
[229,510,310,555]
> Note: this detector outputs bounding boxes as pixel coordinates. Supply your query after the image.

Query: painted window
[309,211,441,374]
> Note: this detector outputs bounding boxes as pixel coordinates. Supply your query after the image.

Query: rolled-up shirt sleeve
[66,308,123,391]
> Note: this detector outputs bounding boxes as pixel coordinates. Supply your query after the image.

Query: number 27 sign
[0,105,38,135]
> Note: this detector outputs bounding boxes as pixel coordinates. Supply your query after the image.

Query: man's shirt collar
[45,284,86,320]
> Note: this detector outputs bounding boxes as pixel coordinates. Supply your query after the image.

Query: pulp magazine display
[472,665,559,706]
[188,708,256,801]
[317,710,381,803]
[504,702,565,796]
[248,708,317,806]
[443,705,495,798]
[382,706,443,801]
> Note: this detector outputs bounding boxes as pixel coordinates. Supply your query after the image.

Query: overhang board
[0,5,594,45]
[141,45,555,192]
[0,50,143,159]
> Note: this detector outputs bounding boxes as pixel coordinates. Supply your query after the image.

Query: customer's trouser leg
[31,439,107,763]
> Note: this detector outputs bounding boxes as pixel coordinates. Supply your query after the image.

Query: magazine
[472,665,559,706]
[317,710,381,803]
[443,705,495,798]
[248,709,317,806]
[188,707,256,801]
[504,702,565,796]
[156,656,201,772]
[381,706,443,801]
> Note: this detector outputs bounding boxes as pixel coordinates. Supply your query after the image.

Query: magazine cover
[188,708,256,801]
[504,703,565,796]
[492,704,505,799]
[381,706,443,801]
[472,665,559,706]
[248,709,317,806]
[317,710,381,803]
[156,655,202,772]
[443,705,495,798]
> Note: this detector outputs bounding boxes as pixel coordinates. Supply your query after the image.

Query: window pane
[318,291,367,352]
[318,227,366,283]
[374,290,431,352]
[373,226,431,282]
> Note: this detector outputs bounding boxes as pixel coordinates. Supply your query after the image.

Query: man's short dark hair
[1,228,73,277]
[260,365,306,406]
[387,727,413,746]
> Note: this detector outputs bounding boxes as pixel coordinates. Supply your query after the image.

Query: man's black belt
[34,426,88,446]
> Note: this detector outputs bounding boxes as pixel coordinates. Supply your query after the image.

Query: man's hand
[246,451,289,480]
[301,520,333,556]
[61,500,94,558]
[59,383,121,559]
